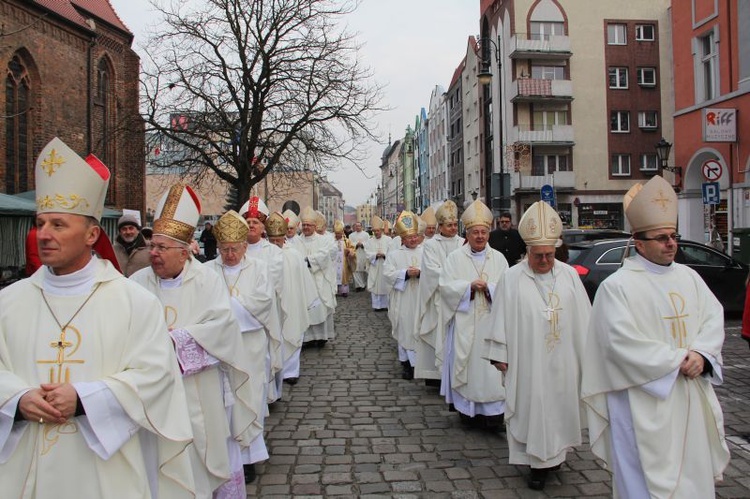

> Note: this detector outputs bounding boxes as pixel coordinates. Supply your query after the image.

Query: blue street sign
[702,182,720,205]
[540,184,555,207]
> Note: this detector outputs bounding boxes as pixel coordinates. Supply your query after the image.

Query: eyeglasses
[529,252,555,260]
[149,243,184,254]
[637,233,681,244]
[219,246,244,255]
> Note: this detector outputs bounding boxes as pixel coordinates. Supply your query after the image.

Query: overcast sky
[109,0,479,206]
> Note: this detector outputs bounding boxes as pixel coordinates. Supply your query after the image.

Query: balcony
[510,171,576,191]
[510,78,573,103]
[512,125,575,145]
[510,34,572,60]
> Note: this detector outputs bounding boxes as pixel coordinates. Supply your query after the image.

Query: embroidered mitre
[153,184,201,244]
[436,200,458,225]
[214,210,249,243]
[519,201,562,246]
[395,211,419,237]
[266,212,288,237]
[461,200,493,230]
[624,175,677,233]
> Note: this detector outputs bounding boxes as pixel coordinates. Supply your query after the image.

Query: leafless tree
[142,0,385,209]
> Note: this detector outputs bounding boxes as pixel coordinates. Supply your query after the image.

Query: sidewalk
[249,289,750,497]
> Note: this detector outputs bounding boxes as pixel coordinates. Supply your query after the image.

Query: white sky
[109,0,479,206]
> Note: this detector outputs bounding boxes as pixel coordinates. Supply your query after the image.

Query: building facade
[427,85,449,205]
[1,0,145,213]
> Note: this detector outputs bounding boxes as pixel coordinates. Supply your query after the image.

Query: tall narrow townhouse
[671,0,750,251]
[427,85,449,205]
[480,0,673,228]
[463,37,483,209]
[415,109,430,212]
[447,57,467,216]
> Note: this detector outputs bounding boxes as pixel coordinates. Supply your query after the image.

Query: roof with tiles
[32,0,130,35]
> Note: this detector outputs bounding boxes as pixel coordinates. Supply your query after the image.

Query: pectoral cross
[37,327,84,383]
[664,292,689,347]
[544,293,562,352]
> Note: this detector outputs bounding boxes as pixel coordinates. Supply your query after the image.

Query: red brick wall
[0,0,145,214]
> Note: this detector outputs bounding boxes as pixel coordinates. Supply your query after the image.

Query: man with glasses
[131,184,256,498]
[581,175,729,498]
[489,212,526,266]
[485,201,591,491]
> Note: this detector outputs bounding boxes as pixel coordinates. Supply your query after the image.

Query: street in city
[250,290,750,498]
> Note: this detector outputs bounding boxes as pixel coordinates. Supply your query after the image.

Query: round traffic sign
[701,160,723,181]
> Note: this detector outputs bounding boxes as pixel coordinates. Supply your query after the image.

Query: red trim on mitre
[247,196,260,218]
[185,185,201,213]
[84,154,110,181]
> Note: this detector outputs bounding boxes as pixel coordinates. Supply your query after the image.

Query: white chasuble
[364,235,392,296]
[300,233,338,325]
[131,259,256,497]
[486,260,591,467]
[415,234,464,378]
[278,246,316,359]
[0,259,194,499]
[581,255,730,498]
[439,245,508,404]
[383,246,423,352]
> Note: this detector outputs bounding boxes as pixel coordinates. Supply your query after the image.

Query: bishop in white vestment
[439,200,507,428]
[365,216,392,311]
[485,201,591,491]
[581,176,730,499]
[348,222,370,290]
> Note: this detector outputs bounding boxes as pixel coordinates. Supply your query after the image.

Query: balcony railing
[510,78,573,102]
[510,171,576,190]
[510,33,572,59]
[512,124,575,145]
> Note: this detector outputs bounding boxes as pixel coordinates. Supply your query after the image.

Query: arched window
[94,57,115,202]
[5,56,31,194]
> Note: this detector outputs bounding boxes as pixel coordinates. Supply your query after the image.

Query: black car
[567,238,748,313]
[561,228,631,245]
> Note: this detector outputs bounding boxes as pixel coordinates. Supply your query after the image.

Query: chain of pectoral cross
[38,283,101,383]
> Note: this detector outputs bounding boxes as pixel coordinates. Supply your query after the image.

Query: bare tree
[142,0,385,209]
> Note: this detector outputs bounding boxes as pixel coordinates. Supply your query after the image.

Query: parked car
[561,228,631,245]
[567,238,748,313]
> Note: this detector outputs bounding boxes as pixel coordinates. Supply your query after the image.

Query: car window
[567,248,585,263]
[679,244,728,266]
[596,246,626,264]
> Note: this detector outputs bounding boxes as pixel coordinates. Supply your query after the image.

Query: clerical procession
[0,137,744,498]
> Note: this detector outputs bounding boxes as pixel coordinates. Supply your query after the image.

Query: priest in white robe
[333,220,357,297]
[266,212,318,384]
[365,216,392,311]
[439,200,507,430]
[205,210,280,485]
[299,206,338,346]
[283,209,305,255]
[485,201,591,491]
[420,205,437,239]
[348,222,370,291]
[581,175,730,499]
[239,197,285,403]
[131,184,257,498]
[0,138,194,499]
[415,201,463,383]
[383,211,423,380]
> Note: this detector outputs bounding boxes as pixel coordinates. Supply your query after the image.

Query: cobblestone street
[248,290,750,498]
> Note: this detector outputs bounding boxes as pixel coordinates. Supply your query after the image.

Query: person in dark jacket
[199,221,218,260]
[488,212,526,266]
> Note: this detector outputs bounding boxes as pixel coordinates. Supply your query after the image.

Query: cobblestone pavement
[247,289,750,498]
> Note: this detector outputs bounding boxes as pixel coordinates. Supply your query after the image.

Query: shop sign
[703,108,737,142]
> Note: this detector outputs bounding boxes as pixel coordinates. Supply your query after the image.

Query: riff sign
[703,108,737,142]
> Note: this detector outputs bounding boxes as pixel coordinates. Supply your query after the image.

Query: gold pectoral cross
[37,326,84,383]
[664,292,688,347]
[544,293,562,352]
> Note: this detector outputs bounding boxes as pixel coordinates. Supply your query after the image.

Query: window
[532,108,569,130]
[608,67,628,89]
[610,111,630,133]
[611,154,631,176]
[700,31,717,101]
[598,246,627,264]
[637,67,657,87]
[640,154,658,171]
[530,21,565,41]
[5,55,31,195]
[532,154,571,176]
[607,24,627,45]
[638,111,658,129]
[635,24,655,41]
[531,65,565,80]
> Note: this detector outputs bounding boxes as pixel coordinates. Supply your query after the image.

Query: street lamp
[376,185,382,217]
[389,165,400,216]
[655,137,683,189]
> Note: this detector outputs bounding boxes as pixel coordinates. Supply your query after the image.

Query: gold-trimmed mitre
[417,215,427,235]
[624,175,677,233]
[420,206,437,227]
[153,183,201,244]
[300,206,317,223]
[265,212,288,237]
[315,211,327,231]
[461,200,492,230]
[283,209,299,229]
[333,220,345,234]
[395,211,419,237]
[436,200,458,225]
[214,210,248,243]
[518,201,562,246]
[35,137,110,221]
[371,216,384,230]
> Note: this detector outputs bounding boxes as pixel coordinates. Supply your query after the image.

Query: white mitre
[460,200,493,230]
[153,183,201,244]
[624,175,677,233]
[518,201,562,246]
